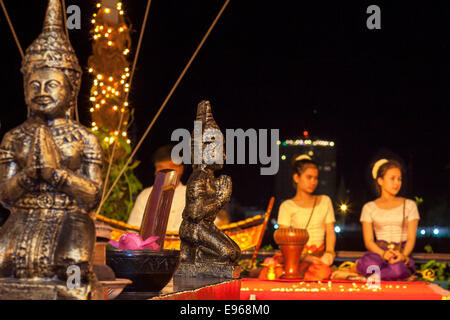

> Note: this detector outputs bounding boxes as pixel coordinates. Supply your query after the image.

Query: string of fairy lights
[88,1,131,145]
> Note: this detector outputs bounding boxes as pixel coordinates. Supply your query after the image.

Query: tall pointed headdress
[21,0,82,116]
[192,100,223,168]
[195,100,221,132]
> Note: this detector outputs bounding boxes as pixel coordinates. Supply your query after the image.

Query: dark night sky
[0,0,449,227]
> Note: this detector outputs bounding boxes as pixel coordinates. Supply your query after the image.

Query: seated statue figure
[0,0,103,299]
[179,100,240,271]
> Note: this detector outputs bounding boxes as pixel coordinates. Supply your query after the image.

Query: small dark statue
[177,101,240,278]
[0,0,103,299]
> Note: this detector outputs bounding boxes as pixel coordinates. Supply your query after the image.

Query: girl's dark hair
[291,154,318,188]
[373,159,403,195]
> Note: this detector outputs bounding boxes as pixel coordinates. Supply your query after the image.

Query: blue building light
[334,226,341,233]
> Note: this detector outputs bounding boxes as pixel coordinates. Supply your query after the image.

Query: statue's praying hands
[25,126,61,184]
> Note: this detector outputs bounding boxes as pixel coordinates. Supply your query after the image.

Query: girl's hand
[303,255,322,264]
[389,251,406,264]
[382,249,395,261]
[320,252,334,266]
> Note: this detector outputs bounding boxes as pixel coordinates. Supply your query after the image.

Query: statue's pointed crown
[21,0,82,79]
[196,100,220,131]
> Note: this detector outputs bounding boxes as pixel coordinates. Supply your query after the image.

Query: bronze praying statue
[0,0,104,299]
[178,101,240,277]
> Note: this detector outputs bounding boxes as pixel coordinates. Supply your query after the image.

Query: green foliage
[424,245,434,254]
[414,196,424,206]
[417,245,450,281]
[94,127,143,222]
[260,244,274,251]
[237,258,264,277]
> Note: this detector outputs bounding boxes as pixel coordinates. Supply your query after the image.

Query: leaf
[424,245,434,254]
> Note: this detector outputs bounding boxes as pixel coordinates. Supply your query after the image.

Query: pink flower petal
[142,236,159,246]
[108,240,120,248]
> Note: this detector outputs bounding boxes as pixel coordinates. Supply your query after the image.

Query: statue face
[25,68,71,118]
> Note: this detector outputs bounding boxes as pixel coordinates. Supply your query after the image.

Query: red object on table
[273,227,309,279]
[240,278,449,300]
[153,279,241,300]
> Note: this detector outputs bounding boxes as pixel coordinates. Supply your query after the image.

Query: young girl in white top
[356,159,420,281]
[276,154,336,280]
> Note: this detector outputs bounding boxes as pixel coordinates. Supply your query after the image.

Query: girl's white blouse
[278,195,336,247]
[360,199,420,243]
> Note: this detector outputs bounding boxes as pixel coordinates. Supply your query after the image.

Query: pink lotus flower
[109,233,160,251]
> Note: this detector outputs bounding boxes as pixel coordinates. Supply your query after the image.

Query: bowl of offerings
[106,233,180,299]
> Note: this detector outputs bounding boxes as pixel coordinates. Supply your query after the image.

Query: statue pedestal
[174,262,240,279]
[0,278,104,300]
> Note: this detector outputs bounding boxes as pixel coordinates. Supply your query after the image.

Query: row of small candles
[241,281,409,293]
